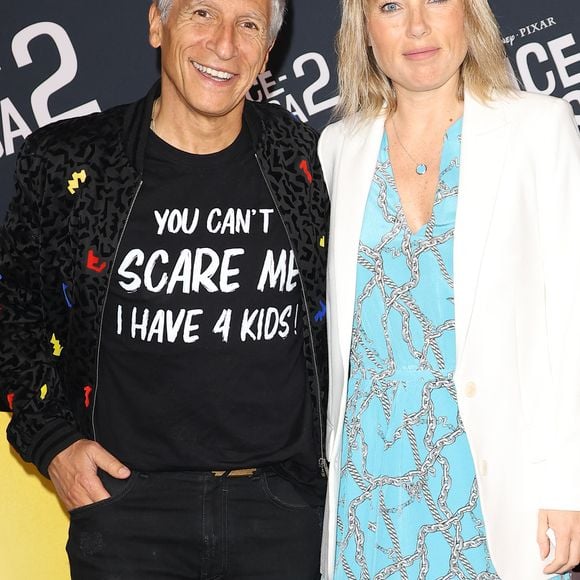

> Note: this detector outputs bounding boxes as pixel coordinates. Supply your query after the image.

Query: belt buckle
[211,468,257,478]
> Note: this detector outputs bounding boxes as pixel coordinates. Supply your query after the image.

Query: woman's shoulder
[319,113,383,152]
[466,89,576,145]
[488,89,574,121]
[319,116,354,145]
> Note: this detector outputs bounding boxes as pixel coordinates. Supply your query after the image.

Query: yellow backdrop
[0,413,70,579]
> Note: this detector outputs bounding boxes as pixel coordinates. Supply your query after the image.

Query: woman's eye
[381,2,400,12]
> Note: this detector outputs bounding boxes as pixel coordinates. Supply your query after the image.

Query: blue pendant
[416,164,427,175]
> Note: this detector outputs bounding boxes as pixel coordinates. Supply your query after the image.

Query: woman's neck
[392,78,464,131]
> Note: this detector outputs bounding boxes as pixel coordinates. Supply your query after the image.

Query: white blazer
[318,90,580,580]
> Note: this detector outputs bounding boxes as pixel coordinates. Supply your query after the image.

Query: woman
[318,0,580,578]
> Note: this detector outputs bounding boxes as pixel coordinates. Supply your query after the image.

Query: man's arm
[0,136,129,508]
[0,137,81,473]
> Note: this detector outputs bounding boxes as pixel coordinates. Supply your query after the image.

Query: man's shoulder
[245,100,319,146]
[22,103,129,159]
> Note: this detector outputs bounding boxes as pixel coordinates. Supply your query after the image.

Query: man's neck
[151,95,244,155]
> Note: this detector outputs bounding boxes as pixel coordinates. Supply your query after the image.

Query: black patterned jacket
[0,83,329,477]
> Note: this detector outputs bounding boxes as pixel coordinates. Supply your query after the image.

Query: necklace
[392,117,428,176]
[150,98,159,134]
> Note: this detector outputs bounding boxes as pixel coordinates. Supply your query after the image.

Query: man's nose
[207,21,239,60]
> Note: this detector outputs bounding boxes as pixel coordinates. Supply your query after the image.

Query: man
[0,0,329,578]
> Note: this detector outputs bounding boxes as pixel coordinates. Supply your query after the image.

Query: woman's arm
[534,98,580,575]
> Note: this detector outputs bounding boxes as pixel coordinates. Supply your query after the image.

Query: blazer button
[464,381,477,398]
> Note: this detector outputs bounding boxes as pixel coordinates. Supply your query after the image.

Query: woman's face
[366,0,468,97]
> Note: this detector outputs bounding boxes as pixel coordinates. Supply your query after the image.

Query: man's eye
[193,9,209,17]
[241,21,259,31]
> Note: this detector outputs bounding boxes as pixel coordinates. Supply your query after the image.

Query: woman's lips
[403,47,440,60]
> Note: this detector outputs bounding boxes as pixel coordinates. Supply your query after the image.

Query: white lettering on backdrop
[0,22,101,159]
[502,16,580,126]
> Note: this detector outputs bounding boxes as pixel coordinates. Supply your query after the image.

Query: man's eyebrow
[181,0,213,12]
[182,0,268,22]
[241,9,268,21]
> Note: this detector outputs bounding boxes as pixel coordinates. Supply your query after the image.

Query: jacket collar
[121,81,160,175]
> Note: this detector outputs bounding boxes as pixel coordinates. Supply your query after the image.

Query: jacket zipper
[91,178,144,440]
[254,153,328,478]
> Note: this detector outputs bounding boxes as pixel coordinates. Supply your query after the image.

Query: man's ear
[149,2,163,49]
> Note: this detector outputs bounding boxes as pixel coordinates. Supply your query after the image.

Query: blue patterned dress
[334,120,499,580]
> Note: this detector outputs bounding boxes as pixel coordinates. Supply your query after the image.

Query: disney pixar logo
[502,16,558,47]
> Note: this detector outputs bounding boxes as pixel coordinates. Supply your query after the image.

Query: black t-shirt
[95,125,315,472]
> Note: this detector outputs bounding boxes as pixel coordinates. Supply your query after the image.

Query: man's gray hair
[155,0,286,42]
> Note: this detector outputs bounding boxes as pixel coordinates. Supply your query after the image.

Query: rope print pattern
[334,120,500,580]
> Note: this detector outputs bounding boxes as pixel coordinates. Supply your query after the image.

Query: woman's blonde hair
[336,0,514,119]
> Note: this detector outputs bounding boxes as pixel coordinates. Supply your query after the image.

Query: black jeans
[66,469,323,580]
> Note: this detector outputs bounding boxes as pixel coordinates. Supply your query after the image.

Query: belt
[211,468,257,478]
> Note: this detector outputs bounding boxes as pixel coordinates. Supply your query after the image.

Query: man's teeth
[192,61,234,80]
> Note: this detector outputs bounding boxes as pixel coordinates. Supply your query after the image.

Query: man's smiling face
[149,0,272,123]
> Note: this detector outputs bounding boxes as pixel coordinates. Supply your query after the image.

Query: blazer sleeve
[318,122,344,203]
[0,138,82,476]
[533,98,580,509]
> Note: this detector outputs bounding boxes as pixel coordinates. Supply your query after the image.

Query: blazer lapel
[454,92,511,365]
[331,115,386,374]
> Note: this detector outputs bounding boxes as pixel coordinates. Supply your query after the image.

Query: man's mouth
[191,60,234,82]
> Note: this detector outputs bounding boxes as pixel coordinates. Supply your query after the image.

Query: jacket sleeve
[533,98,580,510]
[0,137,83,477]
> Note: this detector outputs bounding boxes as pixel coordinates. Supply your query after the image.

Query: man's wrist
[30,420,84,478]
